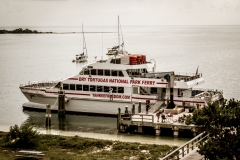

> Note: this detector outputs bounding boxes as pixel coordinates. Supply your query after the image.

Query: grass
[0,131,177,160]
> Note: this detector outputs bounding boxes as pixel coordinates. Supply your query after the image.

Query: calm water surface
[0,25,240,146]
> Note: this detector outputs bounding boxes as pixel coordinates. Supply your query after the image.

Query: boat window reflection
[69,84,75,90]
[104,70,110,76]
[76,84,82,91]
[90,85,96,92]
[98,69,103,76]
[83,85,89,91]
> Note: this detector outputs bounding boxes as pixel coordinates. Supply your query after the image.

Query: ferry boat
[19,52,223,116]
[72,24,88,63]
[20,19,223,116]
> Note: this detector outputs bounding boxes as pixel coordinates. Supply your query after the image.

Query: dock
[117,104,197,138]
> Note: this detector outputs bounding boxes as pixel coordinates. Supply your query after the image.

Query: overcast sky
[1,0,240,26]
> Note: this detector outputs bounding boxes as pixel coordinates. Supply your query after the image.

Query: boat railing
[20,81,58,89]
[175,72,203,77]
[161,131,209,160]
[192,88,223,94]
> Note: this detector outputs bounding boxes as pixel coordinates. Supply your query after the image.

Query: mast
[118,15,120,52]
[82,23,84,54]
[82,23,87,56]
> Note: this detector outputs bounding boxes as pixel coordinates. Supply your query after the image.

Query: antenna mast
[118,15,120,52]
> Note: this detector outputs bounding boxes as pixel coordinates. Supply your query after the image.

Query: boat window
[104,86,110,92]
[126,69,132,76]
[97,86,103,92]
[104,70,110,76]
[63,84,69,90]
[111,86,117,93]
[118,87,124,93]
[98,69,103,76]
[69,84,75,90]
[83,68,89,75]
[76,84,82,91]
[90,85,96,92]
[111,70,118,76]
[133,87,138,94]
[55,82,61,88]
[119,71,124,77]
[83,85,89,91]
[91,69,96,75]
[151,87,157,94]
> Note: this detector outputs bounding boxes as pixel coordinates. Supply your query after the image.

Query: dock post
[182,101,185,111]
[138,124,143,133]
[117,108,121,131]
[132,103,135,114]
[58,87,65,118]
[125,105,129,114]
[138,101,141,113]
[196,103,200,109]
[172,126,179,138]
[45,104,51,128]
[155,126,161,136]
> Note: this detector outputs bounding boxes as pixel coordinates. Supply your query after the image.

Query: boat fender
[65,97,69,103]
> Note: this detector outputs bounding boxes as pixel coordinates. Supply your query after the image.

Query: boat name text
[78,77,155,85]
[92,93,130,99]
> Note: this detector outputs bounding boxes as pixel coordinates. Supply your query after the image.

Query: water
[0,25,240,146]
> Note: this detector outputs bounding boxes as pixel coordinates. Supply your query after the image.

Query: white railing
[161,132,209,160]
[20,81,58,88]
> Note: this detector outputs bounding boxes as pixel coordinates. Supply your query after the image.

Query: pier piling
[138,101,141,113]
[125,106,129,114]
[45,104,51,128]
[172,126,179,138]
[117,108,121,130]
[58,87,65,118]
[132,103,135,114]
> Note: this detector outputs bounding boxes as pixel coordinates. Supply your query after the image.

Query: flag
[195,66,199,77]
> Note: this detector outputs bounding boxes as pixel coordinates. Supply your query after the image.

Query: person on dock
[161,112,166,122]
[156,110,161,122]
[109,88,113,101]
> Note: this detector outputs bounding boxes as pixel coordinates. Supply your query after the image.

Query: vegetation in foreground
[185,98,240,160]
[0,123,177,160]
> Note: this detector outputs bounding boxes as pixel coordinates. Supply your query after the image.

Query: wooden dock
[117,106,197,138]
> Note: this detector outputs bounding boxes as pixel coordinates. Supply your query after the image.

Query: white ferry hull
[22,92,145,116]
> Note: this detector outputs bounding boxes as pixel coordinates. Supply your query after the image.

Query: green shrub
[3,123,39,148]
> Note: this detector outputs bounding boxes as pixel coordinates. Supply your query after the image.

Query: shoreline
[0,28,113,34]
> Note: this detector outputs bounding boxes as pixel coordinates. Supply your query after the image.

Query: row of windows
[80,69,124,77]
[62,84,124,93]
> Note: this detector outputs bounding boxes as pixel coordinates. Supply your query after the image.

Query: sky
[1,0,240,27]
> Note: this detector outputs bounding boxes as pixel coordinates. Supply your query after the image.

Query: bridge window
[104,70,110,76]
[83,68,89,75]
[91,69,96,75]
